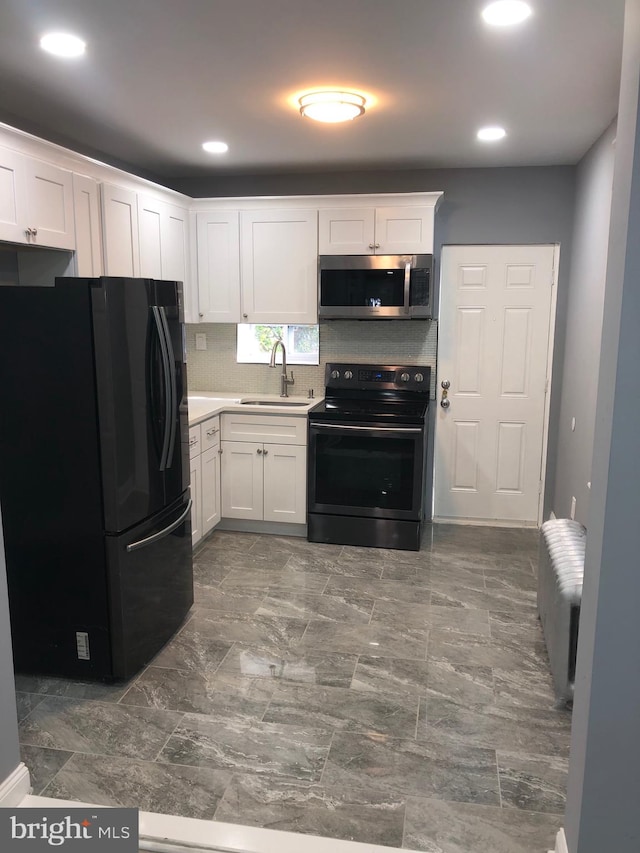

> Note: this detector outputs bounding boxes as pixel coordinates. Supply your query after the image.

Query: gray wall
[565,0,640,848]
[550,124,616,523]
[0,510,21,785]
[176,165,577,514]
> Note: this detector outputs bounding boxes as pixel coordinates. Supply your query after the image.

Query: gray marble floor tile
[484,568,538,592]
[192,560,234,586]
[15,692,45,722]
[324,575,431,605]
[430,579,536,613]
[284,552,347,575]
[186,612,309,649]
[403,796,561,853]
[199,549,291,572]
[20,744,73,795]
[44,753,231,820]
[428,631,549,673]
[489,610,544,642]
[371,601,490,635]
[19,696,183,760]
[204,530,263,552]
[339,544,426,566]
[150,628,232,674]
[160,716,332,783]
[323,731,500,806]
[380,562,431,580]
[429,563,489,586]
[350,656,431,698]
[221,567,329,594]
[13,675,130,703]
[257,592,374,624]
[426,661,495,706]
[214,773,406,847]
[264,682,420,736]
[249,535,343,560]
[299,620,428,660]
[192,585,265,614]
[418,697,572,756]
[218,644,358,688]
[497,751,568,814]
[119,665,272,719]
[493,665,559,710]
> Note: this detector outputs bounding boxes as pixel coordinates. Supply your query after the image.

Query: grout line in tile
[150,712,187,763]
[317,729,337,785]
[36,749,76,797]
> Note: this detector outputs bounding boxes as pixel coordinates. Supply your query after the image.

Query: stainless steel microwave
[318,254,433,319]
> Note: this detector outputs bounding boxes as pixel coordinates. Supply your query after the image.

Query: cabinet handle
[368,243,374,249]
[206,427,218,436]
[199,312,204,318]
[189,436,198,446]
[32,227,38,236]
[257,448,263,454]
[374,242,380,249]
[263,449,268,456]
[218,448,223,454]
[243,313,248,319]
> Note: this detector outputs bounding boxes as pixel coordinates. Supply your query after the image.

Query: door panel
[105,495,193,679]
[221,440,263,520]
[434,245,555,523]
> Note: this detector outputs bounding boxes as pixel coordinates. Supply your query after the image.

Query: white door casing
[434,245,557,524]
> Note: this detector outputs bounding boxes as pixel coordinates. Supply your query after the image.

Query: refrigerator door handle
[151,306,172,470]
[159,306,177,469]
[126,498,192,553]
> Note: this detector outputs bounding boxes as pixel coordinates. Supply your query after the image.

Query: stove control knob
[330,369,340,380]
[344,370,353,380]
[415,372,424,383]
[400,372,410,382]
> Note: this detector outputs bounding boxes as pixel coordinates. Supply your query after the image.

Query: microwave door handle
[403,262,411,314]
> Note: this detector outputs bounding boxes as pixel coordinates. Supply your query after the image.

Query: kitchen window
[236,324,319,365]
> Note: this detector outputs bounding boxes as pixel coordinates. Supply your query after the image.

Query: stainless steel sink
[240,400,308,407]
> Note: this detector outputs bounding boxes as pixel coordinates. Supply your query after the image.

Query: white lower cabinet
[220,414,307,525]
[189,415,221,546]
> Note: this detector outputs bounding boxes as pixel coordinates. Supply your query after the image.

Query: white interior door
[434,245,556,524]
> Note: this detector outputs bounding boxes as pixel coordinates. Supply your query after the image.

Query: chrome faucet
[269,339,295,397]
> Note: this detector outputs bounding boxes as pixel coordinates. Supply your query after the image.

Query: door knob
[441,398,450,409]
[441,379,450,389]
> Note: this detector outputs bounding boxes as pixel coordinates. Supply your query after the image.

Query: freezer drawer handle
[126,499,193,553]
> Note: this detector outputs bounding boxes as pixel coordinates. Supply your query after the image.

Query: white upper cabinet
[138,194,164,279]
[0,148,75,249]
[319,205,435,255]
[196,211,241,323]
[101,183,140,276]
[72,174,103,276]
[240,209,318,324]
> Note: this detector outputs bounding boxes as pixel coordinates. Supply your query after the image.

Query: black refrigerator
[0,277,193,680]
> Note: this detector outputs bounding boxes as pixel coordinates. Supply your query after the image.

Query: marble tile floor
[15,525,571,852]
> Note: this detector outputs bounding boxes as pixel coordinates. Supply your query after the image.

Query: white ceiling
[0,0,625,179]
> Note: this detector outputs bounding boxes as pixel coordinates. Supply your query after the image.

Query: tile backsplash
[185,320,438,398]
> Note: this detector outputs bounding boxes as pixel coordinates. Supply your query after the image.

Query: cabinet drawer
[189,424,201,458]
[221,413,307,446]
[201,415,221,450]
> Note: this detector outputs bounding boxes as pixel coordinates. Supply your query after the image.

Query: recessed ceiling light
[202,141,229,154]
[298,91,366,123]
[477,125,507,141]
[481,1,533,27]
[39,32,86,58]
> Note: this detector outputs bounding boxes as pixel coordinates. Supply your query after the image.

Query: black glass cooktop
[309,397,428,425]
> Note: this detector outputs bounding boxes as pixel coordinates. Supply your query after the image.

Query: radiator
[537,518,586,702]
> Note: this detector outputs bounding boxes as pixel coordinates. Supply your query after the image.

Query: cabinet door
[0,147,28,244]
[101,183,140,276]
[374,206,435,254]
[23,157,75,250]
[221,440,263,520]
[263,444,307,524]
[196,211,241,323]
[201,444,221,534]
[162,203,190,285]
[318,207,375,255]
[240,209,318,324]
[72,174,103,276]
[138,194,164,279]
[190,453,203,546]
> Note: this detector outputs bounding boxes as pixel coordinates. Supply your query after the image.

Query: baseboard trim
[555,828,568,853]
[432,517,538,528]
[21,795,401,853]
[0,763,31,807]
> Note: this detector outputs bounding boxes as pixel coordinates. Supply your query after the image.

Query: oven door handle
[310,423,423,434]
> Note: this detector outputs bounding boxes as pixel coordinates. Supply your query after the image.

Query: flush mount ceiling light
[481,1,532,26]
[39,32,86,58]
[477,125,507,141]
[202,141,229,154]
[298,91,366,123]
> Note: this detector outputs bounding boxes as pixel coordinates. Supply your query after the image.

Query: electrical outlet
[195,333,207,351]
[570,496,577,520]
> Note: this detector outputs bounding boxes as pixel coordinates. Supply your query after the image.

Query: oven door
[308,421,425,520]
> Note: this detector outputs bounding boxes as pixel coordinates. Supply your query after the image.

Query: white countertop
[187,391,322,426]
